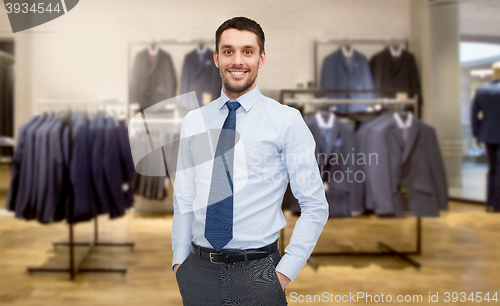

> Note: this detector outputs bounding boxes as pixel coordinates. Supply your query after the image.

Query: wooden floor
[0,164,499,305]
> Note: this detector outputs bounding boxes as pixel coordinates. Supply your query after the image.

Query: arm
[275,109,329,282]
[471,90,482,141]
[171,115,196,271]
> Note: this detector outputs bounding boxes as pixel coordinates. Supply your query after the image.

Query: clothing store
[0,0,499,305]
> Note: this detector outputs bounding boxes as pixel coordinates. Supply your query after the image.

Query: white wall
[2,0,413,131]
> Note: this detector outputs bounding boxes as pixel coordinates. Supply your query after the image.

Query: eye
[245,50,252,55]
[224,50,232,55]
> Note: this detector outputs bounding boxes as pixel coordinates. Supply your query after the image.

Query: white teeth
[231,71,245,75]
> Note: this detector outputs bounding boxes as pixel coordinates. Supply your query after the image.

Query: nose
[232,52,244,66]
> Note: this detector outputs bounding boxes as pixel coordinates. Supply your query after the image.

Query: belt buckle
[209,252,224,264]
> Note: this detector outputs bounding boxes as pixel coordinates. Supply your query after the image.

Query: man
[172,17,328,305]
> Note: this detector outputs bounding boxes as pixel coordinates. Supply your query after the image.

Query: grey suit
[353,114,392,214]
[365,115,448,217]
[130,48,177,110]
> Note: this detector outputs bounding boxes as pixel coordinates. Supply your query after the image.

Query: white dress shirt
[172,85,329,281]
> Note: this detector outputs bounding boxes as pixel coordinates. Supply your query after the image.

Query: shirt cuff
[275,253,306,282]
[172,246,191,271]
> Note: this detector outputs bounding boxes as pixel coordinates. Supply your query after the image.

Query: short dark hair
[215,17,265,54]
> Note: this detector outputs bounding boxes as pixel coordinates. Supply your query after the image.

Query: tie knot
[226,101,241,111]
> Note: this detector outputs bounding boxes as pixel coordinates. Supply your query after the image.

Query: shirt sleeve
[275,108,329,281]
[171,114,196,270]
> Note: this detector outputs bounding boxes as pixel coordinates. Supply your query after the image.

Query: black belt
[191,239,279,264]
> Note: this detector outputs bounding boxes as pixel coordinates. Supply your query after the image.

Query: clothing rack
[27,99,134,280]
[314,38,409,87]
[279,88,420,118]
[279,89,422,270]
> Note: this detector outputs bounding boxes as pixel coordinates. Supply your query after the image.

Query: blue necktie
[322,128,330,147]
[205,100,241,251]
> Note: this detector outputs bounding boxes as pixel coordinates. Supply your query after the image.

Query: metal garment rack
[27,99,134,280]
[313,38,409,87]
[279,88,422,270]
[279,88,420,118]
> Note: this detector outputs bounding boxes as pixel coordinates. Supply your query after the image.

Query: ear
[258,50,266,69]
[213,50,219,69]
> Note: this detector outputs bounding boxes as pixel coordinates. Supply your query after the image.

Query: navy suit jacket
[471,81,500,144]
[69,115,98,223]
[34,115,58,221]
[180,48,222,106]
[91,114,110,214]
[103,116,126,219]
[6,115,39,212]
[117,120,135,209]
[320,48,376,113]
[6,116,40,211]
[41,117,65,223]
[15,114,48,219]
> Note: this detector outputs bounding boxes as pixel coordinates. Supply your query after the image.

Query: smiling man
[172,17,328,306]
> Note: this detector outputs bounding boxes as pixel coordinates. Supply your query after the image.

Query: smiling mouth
[229,70,247,77]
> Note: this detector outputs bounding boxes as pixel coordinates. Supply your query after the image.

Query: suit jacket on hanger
[365,114,448,217]
[6,115,38,212]
[369,48,421,106]
[180,47,222,106]
[471,80,500,144]
[130,48,177,110]
[320,48,376,114]
[290,113,357,218]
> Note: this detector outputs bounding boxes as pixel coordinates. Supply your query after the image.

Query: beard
[219,61,259,95]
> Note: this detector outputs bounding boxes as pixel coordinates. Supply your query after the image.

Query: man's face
[214,29,265,97]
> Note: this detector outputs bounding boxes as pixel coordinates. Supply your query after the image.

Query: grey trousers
[176,250,288,306]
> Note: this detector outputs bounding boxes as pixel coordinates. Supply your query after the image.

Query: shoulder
[261,96,303,122]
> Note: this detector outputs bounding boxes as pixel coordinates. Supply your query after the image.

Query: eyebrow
[221,45,256,50]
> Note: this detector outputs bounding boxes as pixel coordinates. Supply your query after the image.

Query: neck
[223,81,257,100]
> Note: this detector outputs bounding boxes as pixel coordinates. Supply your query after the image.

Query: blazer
[69,115,98,223]
[117,120,135,209]
[290,113,357,217]
[130,48,177,110]
[369,48,421,104]
[471,80,500,144]
[353,113,393,214]
[40,117,65,223]
[91,114,110,214]
[103,116,126,219]
[365,115,448,217]
[180,48,222,107]
[34,115,59,221]
[320,48,376,114]
[15,114,48,219]
[6,115,39,212]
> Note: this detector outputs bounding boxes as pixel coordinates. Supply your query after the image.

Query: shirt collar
[315,111,335,129]
[218,85,262,112]
[393,112,413,129]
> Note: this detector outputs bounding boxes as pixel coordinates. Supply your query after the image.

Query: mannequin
[493,61,500,80]
[471,61,500,211]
